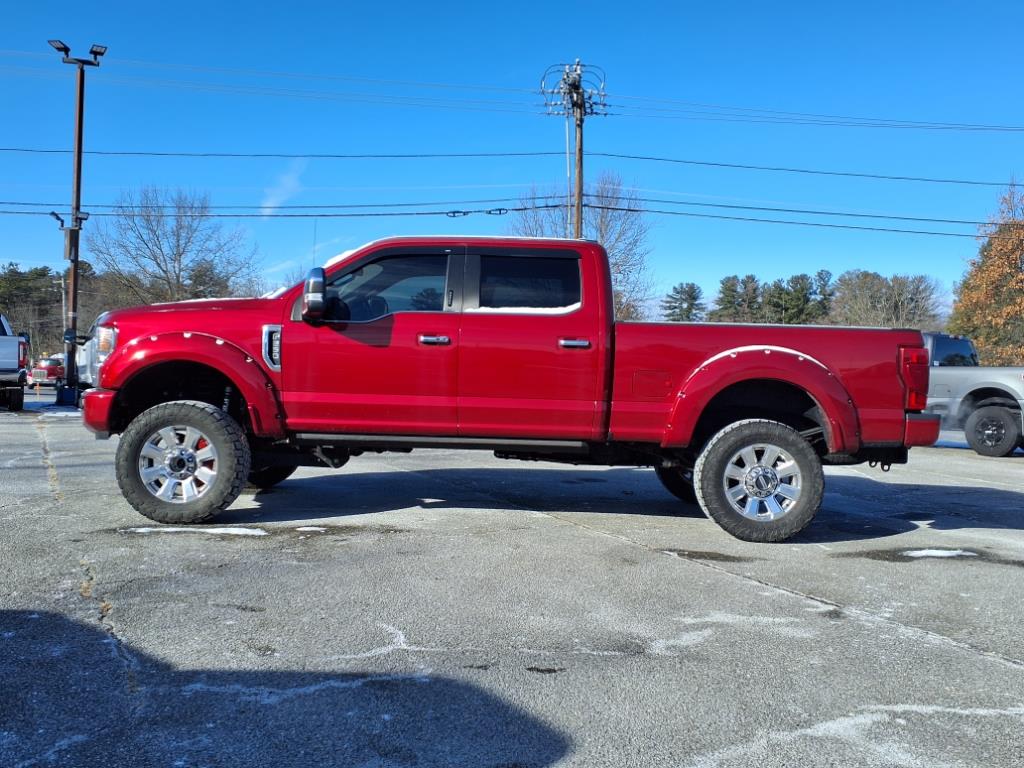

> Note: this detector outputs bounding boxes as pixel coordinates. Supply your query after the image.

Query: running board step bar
[293,433,590,454]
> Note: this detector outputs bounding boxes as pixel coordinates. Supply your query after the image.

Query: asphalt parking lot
[2,395,1022,767]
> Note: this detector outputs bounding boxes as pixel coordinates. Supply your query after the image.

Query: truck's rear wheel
[7,387,24,412]
[694,419,824,542]
[116,400,251,524]
[655,465,697,504]
[248,465,297,490]
[964,406,1021,457]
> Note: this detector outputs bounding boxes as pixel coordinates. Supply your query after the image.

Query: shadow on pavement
[0,609,570,768]
[218,466,1023,545]
[221,466,705,525]
[797,474,1024,544]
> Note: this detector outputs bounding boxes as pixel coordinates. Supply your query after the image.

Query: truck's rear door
[457,246,608,440]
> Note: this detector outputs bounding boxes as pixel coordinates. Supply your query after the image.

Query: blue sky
[2,1,1022,311]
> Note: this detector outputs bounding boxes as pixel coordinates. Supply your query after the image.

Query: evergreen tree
[708,275,741,321]
[736,274,762,322]
[660,282,706,322]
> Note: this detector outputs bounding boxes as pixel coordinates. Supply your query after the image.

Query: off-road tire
[655,465,697,504]
[7,387,24,412]
[964,406,1021,458]
[694,419,824,543]
[116,400,251,524]
[248,465,298,490]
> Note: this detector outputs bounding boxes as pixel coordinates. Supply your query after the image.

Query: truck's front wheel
[116,400,251,524]
[694,419,824,542]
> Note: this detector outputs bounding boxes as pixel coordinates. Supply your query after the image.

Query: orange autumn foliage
[948,186,1024,365]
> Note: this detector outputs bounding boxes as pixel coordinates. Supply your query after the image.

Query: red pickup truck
[83,236,939,542]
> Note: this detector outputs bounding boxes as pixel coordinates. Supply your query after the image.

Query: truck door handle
[559,338,591,349]
[418,334,451,346]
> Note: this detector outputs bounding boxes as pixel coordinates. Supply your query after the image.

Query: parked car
[922,332,1024,457]
[82,236,939,542]
[0,313,28,411]
[29,357,66,388]
[76,315,117,389]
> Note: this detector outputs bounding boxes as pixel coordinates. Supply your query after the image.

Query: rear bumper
[904,412,941,447]
[82,388,116,438]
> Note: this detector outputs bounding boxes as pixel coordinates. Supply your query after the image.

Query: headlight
[96,325,117,362]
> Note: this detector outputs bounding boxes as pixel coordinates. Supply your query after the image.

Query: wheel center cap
[744,466,779,499]
[165,449,197,479]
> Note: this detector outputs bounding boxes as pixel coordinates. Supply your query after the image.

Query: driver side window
[325,254,448,322]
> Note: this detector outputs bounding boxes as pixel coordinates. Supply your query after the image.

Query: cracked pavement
[2,395,1023,767]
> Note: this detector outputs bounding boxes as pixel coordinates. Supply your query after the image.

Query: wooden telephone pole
[541,61,607,238]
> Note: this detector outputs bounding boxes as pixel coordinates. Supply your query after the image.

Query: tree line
[657,185,1022,365]
[661,269,942,329]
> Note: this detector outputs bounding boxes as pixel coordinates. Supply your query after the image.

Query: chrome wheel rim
[975,418,1006,447]
[138,425,219,503]
[722,442,802,521]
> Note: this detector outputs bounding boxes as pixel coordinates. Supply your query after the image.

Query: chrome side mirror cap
[301,267,326,321]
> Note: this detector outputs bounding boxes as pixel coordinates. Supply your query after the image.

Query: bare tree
[829,270,941,328]
[510,171,653,320]
[86,187,258,304]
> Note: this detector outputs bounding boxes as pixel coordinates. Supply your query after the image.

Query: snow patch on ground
[122,526,268,537]
[295,526,327,532]
[901,549,977,559]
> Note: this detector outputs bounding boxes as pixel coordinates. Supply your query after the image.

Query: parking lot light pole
[47,39,106,405]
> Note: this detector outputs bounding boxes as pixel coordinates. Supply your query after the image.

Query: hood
[103,297,278,324]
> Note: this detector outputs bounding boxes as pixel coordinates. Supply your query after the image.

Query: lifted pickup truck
[0,313,29,412]
[83,237,939,542]
[922,332,1024,457]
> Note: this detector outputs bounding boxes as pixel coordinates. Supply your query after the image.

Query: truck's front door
[457,248,609,440]
[282,247,464,435]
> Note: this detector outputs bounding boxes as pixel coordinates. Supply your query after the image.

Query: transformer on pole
[541,60,607,239]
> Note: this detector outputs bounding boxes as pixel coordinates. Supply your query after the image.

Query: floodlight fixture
[89,44,107,59]
[48,39,70,56]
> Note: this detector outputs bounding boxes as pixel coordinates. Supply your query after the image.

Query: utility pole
[47,39,106,405]
[541,60,607,239]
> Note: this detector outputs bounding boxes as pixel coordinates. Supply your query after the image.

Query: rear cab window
[467,254,582,314]
[933,336,979,366]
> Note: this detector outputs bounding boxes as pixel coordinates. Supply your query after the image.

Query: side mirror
[301,267,326,322]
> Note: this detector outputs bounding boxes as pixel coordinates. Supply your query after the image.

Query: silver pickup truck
[923,332,1024,457]
[0,313,28,411]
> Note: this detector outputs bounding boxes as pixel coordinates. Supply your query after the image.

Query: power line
[0,204,557,219]
[0,202,1006,240]
[589,151,1011,188]
[0,49,539,94]
[0,147,562,160]
[2,66,544,114]
[6,49,1019,132]
[0,193,994,226]
[583,195,993,226]
[586,204,1001,239]
[0,196,528,210]
[0,144,1009,187]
